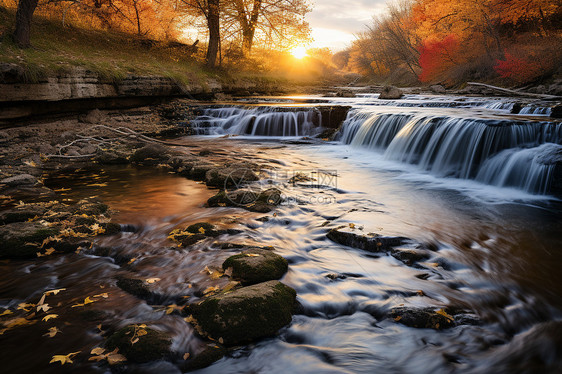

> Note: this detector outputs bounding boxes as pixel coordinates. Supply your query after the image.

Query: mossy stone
[191,280,296,345]
[116,277,152,300]
[105,325,171,363]
[0,222,59,259]
[186,222,216,235]
[222,248,288,285]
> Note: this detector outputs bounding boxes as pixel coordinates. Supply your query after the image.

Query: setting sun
[290,46,308,59]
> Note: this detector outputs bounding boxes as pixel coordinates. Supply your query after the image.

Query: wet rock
[335,90,356,98]
[222,248,288,285]
[0,207,47,224]
[94,148,130,165]
[0,174,38,187]
[0,222,59,259]
[101,222,122,235]
[389,307,455,330]
[430,85,447,94]
[130,144,170,165]
[168,156,196,173]
[74,200,109,216]
[205,166,259,188]
[326,273,347,281]
[105,325,172,363]
[511,102,523,114]
[190,280,296,345]
[207,188,282,213]
[190,161,220,180]
[116,277,153,300]
[551,104,562,119]
[379,86,403,100]
[391,248,430,266]
[327,228,410,252]
[183,344,228,371]
[186,222,217,235]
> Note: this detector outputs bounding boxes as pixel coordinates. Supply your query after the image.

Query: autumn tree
[13,0,40,47]
[180,0,220,67]
[222,0,311,55]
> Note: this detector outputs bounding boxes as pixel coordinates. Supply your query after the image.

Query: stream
[1,93,562,373]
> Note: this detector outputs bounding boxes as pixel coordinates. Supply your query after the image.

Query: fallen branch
[467,82,562,100]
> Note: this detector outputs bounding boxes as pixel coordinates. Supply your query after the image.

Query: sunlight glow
[290,46,308,59]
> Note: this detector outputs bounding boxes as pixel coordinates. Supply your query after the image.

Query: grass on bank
[0,6,221,85]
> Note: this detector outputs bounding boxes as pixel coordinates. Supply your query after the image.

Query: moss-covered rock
[186,222,217,235]
[207,188,282,213]
[205,166,259,188]
[190,162,220,180]
[389,307,455,330]
[101,222,122,235]
[105,325,171,363]
[190,280,296,345]
[130,144,170,165]
[183,344,228,372]
[0,222,59,259]
[0,207,47,225]
[116,277,152,300]
[222,248,288,285]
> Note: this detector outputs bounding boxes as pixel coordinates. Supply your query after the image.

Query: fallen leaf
[245,254,260,257]
[165,304,184,315]
[218,337,224,344]
[349,223,356,229]
[49,351,80,365]
[436,309,454,322]
[93,293,109,299]
[203,286,220,295]
[183,352,190,360]
[91,347,106,355]
[42,314,58,322]
[0,310,13,317]
[127,258,136,264]
[198,227,206,234]
[44,288,66,296]
[44,326,61,338]
[224,267,233,277]
[145,278,161,284]
[137,329,148,337]
[394,316,402,322]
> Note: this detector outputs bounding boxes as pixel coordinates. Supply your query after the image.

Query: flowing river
[1,93,561,373]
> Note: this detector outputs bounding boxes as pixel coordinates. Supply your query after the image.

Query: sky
[307,0,388,51]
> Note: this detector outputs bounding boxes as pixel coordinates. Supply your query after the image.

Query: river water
[1,93,561,373]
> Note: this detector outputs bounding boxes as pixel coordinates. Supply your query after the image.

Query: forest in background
[342,0,562,87]
[1,0,561,87]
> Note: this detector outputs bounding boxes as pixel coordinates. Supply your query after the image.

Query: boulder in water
[205,165,259,188]
[379,86,404,100]
[0,174,37,187]
[389,307,455,330]
[130,144,170,165]
[551,104,562,119]
[222,247,289,285]
[327,228,410,252]
[190,280,296,345]
[105,325,172,363]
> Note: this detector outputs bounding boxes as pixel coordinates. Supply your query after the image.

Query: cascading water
[191,107,320,136]
[339,110,562,194]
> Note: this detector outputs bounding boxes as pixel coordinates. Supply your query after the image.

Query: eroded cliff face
[0,64,219,102]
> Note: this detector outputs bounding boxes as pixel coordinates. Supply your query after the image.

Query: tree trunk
[13,0,39,48]
[206,0,220,68]
[240,0,262,55]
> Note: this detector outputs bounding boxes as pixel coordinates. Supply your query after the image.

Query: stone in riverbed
[389,307,455,330]
[379,86,404,99]
[190,162,220,180]
[130,144,171,165]
[0,174,38,187]
[222,248,288,285]
[327,228,410,252]
[190,280,296,345]
[390,248,430,266]
[205,166,259,188]
[0,222,59,259]
[105,325,172,363]
[94,148,130,165]
[207,188,282,213]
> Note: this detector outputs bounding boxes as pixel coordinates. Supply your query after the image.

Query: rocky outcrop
[327,228,411,252]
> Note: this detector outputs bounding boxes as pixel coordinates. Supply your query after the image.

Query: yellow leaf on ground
[145,278,161,284]
[137,329,148,337]
[93,293,109,299]
[91,347,106,355]
[42,314,58,322]
[44,326,61,338]
[224,267,233,277]
[245,254,260,257]
[183,352,190,360]
[198,227,206,234]
[49,351,80,365]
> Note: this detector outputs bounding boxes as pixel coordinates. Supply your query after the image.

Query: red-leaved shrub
[494,53,543,83]
[418,35,460,83]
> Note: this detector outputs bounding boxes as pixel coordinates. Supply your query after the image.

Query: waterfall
[339,110,562,194]
[191,107,319,136]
